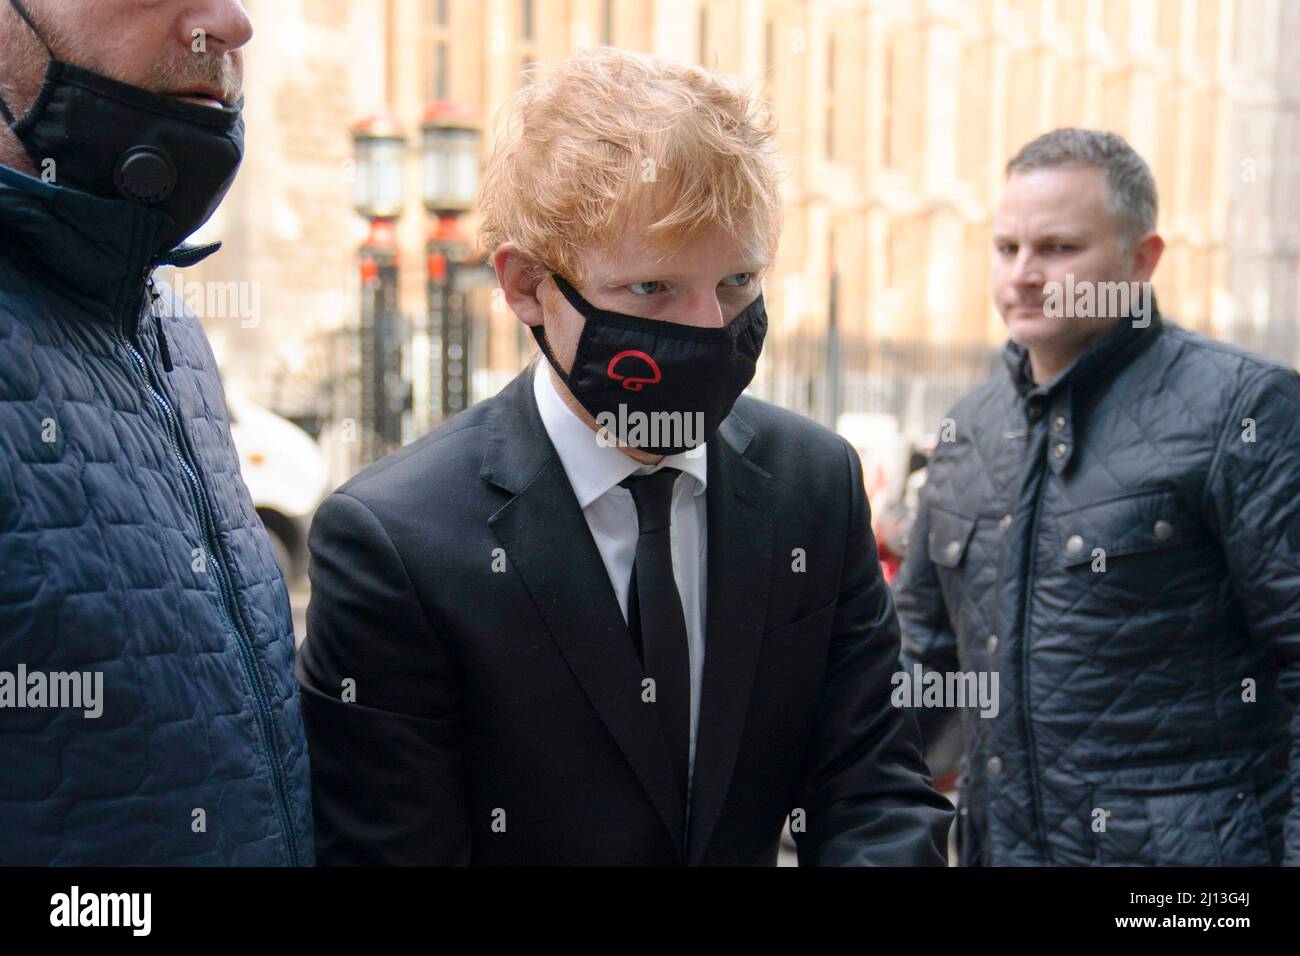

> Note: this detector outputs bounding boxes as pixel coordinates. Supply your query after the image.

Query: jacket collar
[1002,304,1164,401]
[1002,304,1164,475]
[0,163,221,325]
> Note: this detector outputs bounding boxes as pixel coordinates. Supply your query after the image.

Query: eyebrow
[601,261,773,286]
[991,232,1086,245]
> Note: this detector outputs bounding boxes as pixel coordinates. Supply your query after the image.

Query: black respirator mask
[0,0,245,250]
[533,273,768,455]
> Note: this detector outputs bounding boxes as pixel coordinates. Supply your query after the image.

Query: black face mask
[0,0,245,251]
[533,273,768,455]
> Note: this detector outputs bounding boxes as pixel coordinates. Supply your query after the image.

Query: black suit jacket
[297,365,953,865]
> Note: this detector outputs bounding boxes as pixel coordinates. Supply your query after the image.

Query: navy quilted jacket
[0,164,313,865]
[897,311,1300,866]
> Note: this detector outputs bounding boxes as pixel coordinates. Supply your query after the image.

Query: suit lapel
[686,409,774,864]
[482,367,686,856]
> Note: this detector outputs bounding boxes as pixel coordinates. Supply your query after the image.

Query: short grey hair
[1006,128,1158,246]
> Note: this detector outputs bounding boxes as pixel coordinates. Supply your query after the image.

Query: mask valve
[114,146,177,204]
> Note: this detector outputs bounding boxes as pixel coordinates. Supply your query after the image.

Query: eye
[996,242,1017,256]
[721,272,753,287]
[1050,244,1077,254]
[627,281,668,296]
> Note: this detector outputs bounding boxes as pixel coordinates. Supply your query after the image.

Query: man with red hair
[299,47,952,866]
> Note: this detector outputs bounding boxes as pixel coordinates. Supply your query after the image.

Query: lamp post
[827,262,842,429]
[351,114,408,465]
[421,100,481,427]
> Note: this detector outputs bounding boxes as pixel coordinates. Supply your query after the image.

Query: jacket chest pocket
[926,505,985,632]
[927,504,977,570]
[1055,486,1192,571]
[755,600,837,673]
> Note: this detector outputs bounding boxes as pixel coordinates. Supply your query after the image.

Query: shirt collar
[532,362,708,509]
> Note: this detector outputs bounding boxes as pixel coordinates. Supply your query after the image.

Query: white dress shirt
[532,364,707,806]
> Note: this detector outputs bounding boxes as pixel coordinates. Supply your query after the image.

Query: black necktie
[621,468,692,816]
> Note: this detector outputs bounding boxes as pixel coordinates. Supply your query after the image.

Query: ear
[1130,232,1164,284]
[492,242,547,328]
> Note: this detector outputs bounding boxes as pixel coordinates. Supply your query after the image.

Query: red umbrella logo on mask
[607,350,662,391]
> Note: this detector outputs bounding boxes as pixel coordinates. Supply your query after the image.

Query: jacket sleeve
[894,487,963,750]
[1203,365,1300,866]
[792,439,954,866]
[895,488,960,675]
[296,490,471,865]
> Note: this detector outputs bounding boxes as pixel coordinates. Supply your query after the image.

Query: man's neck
[547,364,665,467]
[1026,318,1123,385]
[1027,348,1075,386]
[0,129,36,177]
[0,13,46,177]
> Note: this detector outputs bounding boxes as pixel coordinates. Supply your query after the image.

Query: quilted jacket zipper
[1015,416,1053,863]
[116,271,301,866]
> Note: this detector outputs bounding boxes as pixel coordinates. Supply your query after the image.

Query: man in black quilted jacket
[896,128,1300,866]
[0,0,313,864]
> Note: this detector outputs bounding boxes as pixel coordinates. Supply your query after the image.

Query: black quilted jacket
[0,164,313,864]
[897,310,1300,866]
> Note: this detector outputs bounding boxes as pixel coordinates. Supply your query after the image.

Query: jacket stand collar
[1002,307,1164,475]
[0,163,221,330]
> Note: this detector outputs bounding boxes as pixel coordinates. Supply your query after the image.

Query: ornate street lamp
[422,100,479,213]
[351,114,409,465]
[352,114,407,220]
[422,101,482,425]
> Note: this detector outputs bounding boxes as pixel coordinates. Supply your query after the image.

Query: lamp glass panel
[369,137,406,218]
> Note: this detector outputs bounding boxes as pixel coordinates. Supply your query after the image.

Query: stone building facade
[180,0,1298,457]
